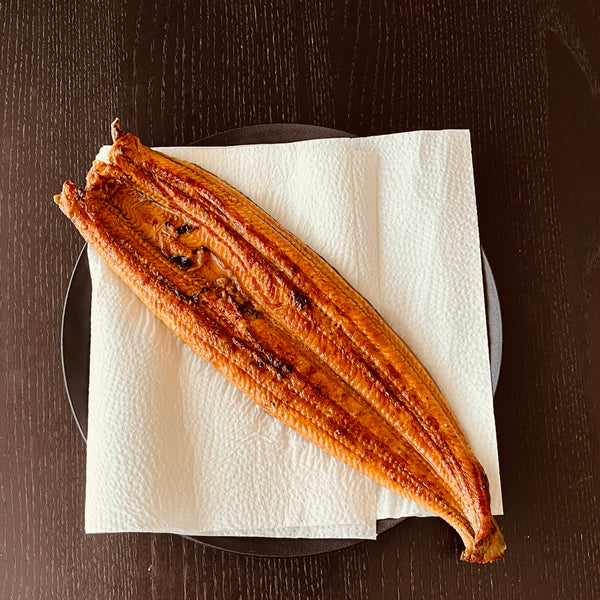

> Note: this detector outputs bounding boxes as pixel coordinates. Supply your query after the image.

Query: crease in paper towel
[85,131,502,538]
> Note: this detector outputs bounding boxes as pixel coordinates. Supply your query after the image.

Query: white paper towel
[85,130,503,538]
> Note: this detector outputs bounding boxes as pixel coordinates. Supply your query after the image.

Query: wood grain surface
[2,0,599,598]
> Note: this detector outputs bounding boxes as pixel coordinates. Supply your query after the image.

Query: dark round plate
[61,124,502,557]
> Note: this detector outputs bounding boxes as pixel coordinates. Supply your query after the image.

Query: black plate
[61,124,502,557]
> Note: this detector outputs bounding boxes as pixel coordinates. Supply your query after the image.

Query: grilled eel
[55,121,505,562]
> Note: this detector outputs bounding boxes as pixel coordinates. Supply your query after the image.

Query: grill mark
[175,223,195,235]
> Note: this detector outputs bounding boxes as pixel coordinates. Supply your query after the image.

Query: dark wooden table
[2,1,599,598]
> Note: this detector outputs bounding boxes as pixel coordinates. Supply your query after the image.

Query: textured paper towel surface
[85,130,502,538]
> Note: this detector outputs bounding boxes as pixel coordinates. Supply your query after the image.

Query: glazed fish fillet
[55,121,505,562]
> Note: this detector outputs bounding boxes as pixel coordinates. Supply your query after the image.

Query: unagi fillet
[55,121,505,562]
